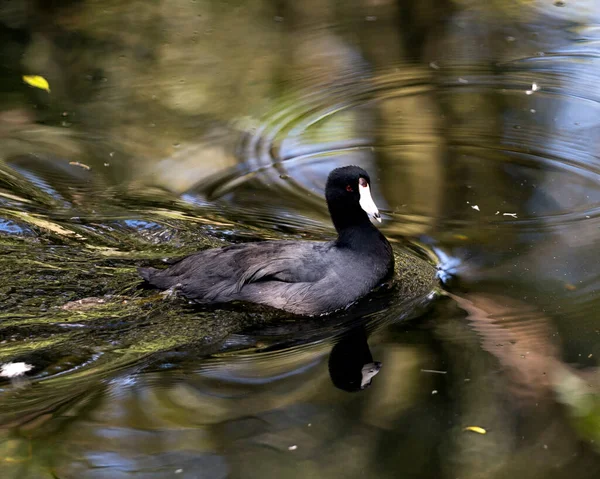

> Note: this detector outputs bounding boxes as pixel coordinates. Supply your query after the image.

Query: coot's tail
[137,266,178,290]
[137,266,158,282]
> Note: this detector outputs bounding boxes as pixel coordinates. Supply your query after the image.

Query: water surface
[1,1,600,478]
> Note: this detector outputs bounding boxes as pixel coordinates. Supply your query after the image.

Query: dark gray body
[139,234,393,316]
[139,165,396,316]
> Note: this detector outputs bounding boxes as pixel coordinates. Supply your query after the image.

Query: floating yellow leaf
[22,75,50,93]
[464,426,487,434]
[69,161,91,170]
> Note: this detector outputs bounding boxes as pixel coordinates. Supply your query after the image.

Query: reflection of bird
[328,327,381,392]
[138,166,394,315]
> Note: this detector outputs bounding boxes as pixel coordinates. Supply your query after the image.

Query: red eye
[346,185,353,192]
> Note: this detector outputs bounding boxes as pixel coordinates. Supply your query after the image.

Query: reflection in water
[328,326,382,392]
[1,0,600,477]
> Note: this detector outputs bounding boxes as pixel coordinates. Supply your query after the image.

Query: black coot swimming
[138,165,394,315]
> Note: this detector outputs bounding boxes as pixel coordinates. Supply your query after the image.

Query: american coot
[138,165,394,316]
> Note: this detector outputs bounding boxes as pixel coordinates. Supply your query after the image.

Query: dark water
[2,1,600,478]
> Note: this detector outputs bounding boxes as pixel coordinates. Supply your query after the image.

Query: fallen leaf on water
[69,161,91,170]
[22,75,50,93]
[464,426,487,434]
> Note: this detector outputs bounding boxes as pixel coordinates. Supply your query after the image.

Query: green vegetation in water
[0,205,439,397]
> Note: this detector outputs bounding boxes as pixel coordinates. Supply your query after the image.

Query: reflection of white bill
[361,361,382,389]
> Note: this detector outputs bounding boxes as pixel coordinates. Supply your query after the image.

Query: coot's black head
[325,165,381,232]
